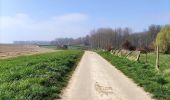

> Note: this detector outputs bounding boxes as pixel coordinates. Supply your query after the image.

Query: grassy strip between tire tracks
[98,51,170,100]
[0,50,84,100]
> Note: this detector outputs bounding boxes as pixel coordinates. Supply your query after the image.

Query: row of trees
[52,25,161,49]
[51,36,90,46]
[51,24,170,53]
[90,25,162,49]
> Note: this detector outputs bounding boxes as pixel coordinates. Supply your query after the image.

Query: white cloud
[0,13,33,29]
[0,13,89,43]
[52,13,88,22]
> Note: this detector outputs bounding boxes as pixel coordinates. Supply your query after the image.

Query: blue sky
[0,0,170,43]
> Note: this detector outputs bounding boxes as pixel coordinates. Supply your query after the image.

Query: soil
[0,44,55,59]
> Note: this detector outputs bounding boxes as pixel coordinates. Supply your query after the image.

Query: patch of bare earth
[0,44,55,59]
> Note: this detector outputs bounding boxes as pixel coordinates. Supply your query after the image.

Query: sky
[0,0,170,43]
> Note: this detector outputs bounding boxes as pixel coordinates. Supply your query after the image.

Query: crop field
[38,45,57,49]
[0,44,55,59]
[0,50,83,99]
[99,51,170,100]
[139,53,170,72]
[68,45,90,50]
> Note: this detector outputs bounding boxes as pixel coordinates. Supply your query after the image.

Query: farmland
[38,45,57,49]
[0,50,83,99]
[0,44,55,59]
[98,51,170,100]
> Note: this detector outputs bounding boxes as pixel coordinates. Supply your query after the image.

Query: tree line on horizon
[51,24,162,50]
[14,24,170,53]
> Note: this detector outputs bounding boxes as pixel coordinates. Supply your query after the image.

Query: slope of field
[99,51,170,100]
[139,53,170,72]
[0,44,55,59]
[0,50,83,99]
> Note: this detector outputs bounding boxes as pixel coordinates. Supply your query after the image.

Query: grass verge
[139,53,170,72]
[0,50,84,100]
[98,51,170,100]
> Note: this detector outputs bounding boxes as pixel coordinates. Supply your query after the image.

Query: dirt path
[61,51,152,100]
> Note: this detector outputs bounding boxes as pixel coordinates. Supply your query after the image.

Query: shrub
[156,25,170,54]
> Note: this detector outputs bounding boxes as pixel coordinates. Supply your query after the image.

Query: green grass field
[99,51,170,100]
[68,45,90,50]
[38,45,57,49]
[139,53,170,72]
[0,50,83,100]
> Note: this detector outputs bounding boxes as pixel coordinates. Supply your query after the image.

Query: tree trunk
[156,45,159,70]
